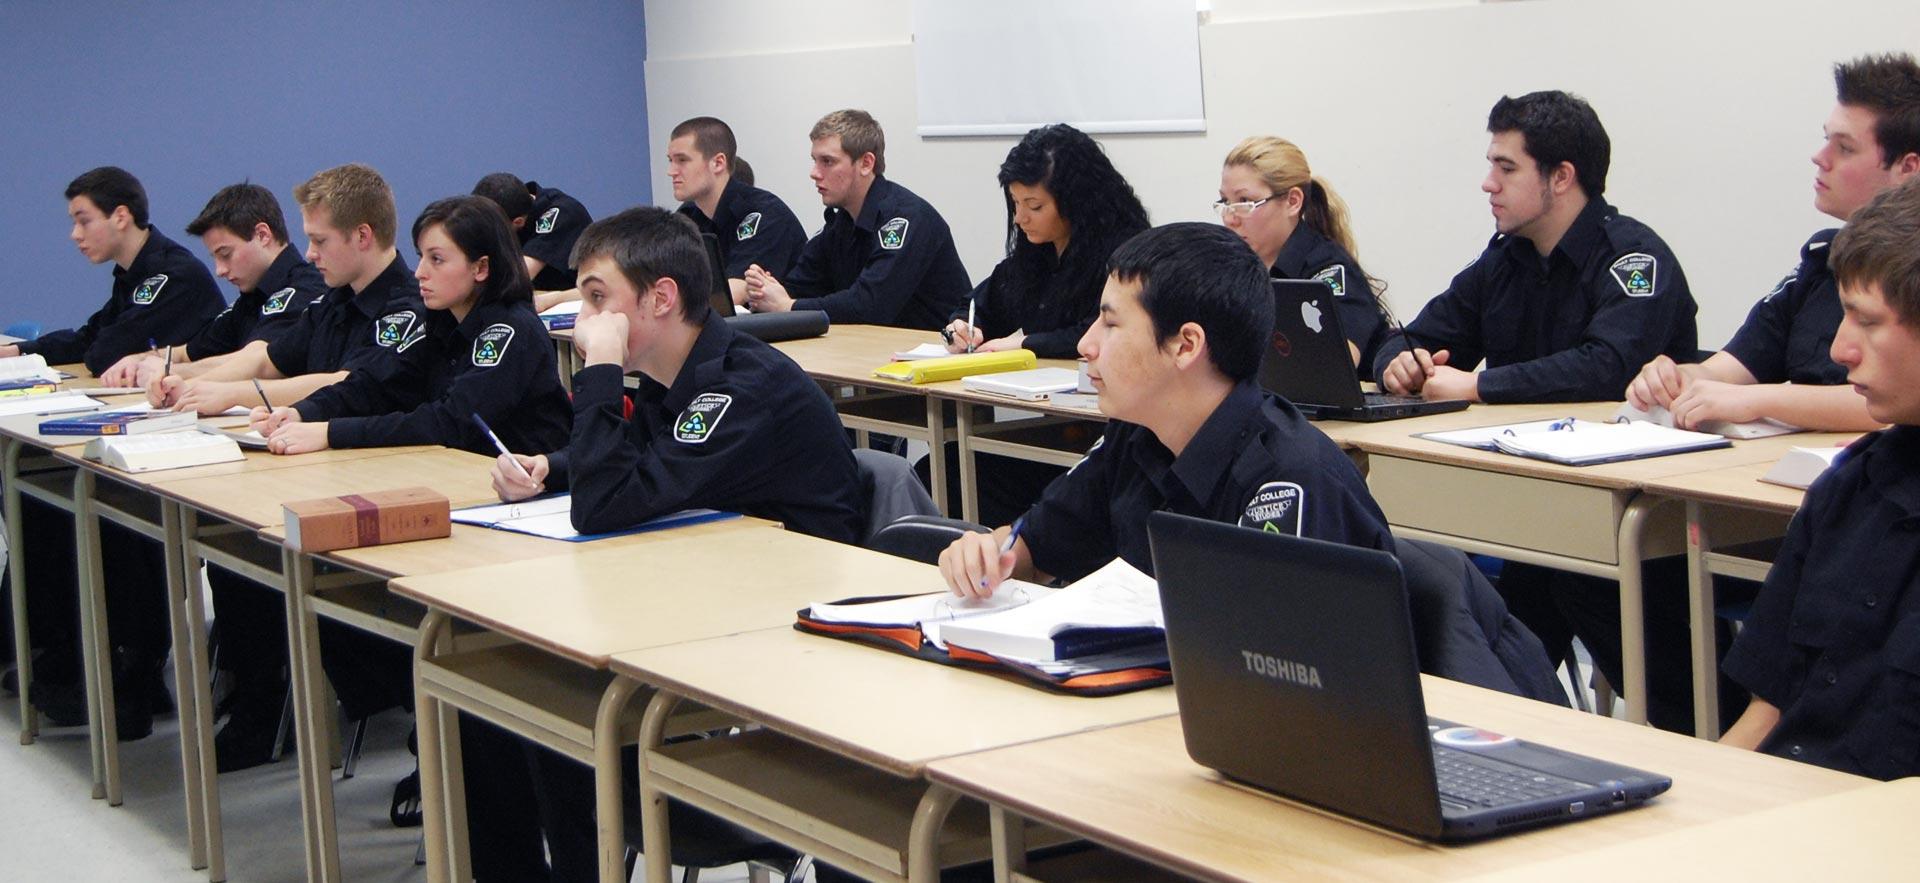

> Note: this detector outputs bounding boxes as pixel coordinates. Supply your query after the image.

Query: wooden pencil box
[282,486,451,552]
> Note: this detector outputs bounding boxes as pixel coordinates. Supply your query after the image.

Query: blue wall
[0,1,650,334]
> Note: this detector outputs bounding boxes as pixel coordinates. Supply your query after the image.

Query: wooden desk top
[50,439,434,487]
[926,676,1870,882]
[150,448,498,528]
[1464,776,1920,882]
[611,627,1178,777]
[389,527,932,668]
[270,515,777,581]
[1639,460,1821,515]
[770,324,942,386]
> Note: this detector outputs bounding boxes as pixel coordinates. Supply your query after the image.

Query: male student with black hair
[4,166,225,372]
[941,222,1392,598]
[1627,51,1920,432]
[669,115,807,305]
[472,172,592,301]
[1721,175,1920,781]
[98,182,327,388]
[742,108,970,329]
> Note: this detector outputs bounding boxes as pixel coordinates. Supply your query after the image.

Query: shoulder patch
[1238,481,1304,536]
[878,217,909,250]
[1608,253,1658,297]
[1762,268,1798,303]
[534,206,560,235]
[131,274,169,305]
[471,323,515,367]
[261,287,297,315]
[674,392,733,444]
[1311,265,1347,298]
[375,310,418,347]
[736,212,762,241]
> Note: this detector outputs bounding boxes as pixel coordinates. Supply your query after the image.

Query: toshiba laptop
[1146,510,1670,841]
[1259,279,1467,422]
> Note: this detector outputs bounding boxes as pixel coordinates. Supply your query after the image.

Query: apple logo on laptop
[1301,300,1323,334]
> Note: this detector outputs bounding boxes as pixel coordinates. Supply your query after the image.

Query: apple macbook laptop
[1260,279,1467,422]
[1146,510,1671,841]
[700,233,739,318]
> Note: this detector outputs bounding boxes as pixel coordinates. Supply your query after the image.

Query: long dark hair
[411,195,533,309]
[998,124,1149,330]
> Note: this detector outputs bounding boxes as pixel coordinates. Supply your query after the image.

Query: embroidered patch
[535,207,559,235]
[396,328,427,353]
[131,274,168,305]
[1609,253,1658,297]
[1312,265,1347,298]
[1762,269,1798,303]
[1238,481,1304,536]
[674,392,732,443]
[471,323,514,367]
[878,217,909,250]
[262,287,297,315]
[736,212,762,241]
[375,310,418,347]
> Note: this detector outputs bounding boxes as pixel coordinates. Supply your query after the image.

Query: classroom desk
[1638,453,1857,740]
[1340,401,1857,725]
[389,528,930,883]
[925,675,1874,883]
[612,627,1179,883]
[549,326,581,388]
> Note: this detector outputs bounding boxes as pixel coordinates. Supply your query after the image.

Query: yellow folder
[872,349,1037,384]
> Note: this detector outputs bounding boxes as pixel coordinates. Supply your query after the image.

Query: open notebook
[450,494,736,541]
[1419,417,1730,466]
[1614,402,1800,440]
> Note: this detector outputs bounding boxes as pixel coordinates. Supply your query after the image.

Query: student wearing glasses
[1218,136,1391,376]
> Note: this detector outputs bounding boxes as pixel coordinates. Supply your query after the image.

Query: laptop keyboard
[1432,745,1590,808]
[1362,392,1428,406]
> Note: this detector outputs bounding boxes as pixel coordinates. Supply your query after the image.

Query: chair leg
[414,833,426,866]
[268,686,294,763]
[747,862,774,883]
[1593,668,1617,718]
[786,854,814,883]
[681,867,699,883]
[339,716,369,780]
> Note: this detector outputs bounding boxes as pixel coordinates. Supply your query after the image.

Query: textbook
[39,408,198,436]
[449,494,738,541]
[83,431,244,473]
[283,487,451,552]
[960,367,1081,401]
[1760,445,1849,490]
[1419,417,1730,465]
[0,353,61,385]
[871,349,1036,384]
[538,300,581,329]
[0,378,59,398]
[1613,402,1801,440]
[796,557,1171,695]
[0,392,100,418]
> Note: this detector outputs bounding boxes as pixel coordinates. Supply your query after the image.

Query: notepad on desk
[0,392,99,418]
[891,342,951,361]
[871,349,1036,384]
[1614,402,1801,439]
[0,354,62,385]
[1760,446,1849,490]
[450,494,737,541]
[1421,417,1730,465]
[960,367,1081,401]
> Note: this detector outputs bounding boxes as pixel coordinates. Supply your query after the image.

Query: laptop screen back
[1258,279,1367,410]
[701,233,736,317]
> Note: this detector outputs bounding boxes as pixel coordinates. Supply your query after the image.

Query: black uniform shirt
[1723,426,1920,781]
[783,176,970,330]
[268,256,424,381]
[520,183,591,291]
[184,246,327,360]
[679,177,807,280]
[1370,198,1699,403]
[545,313,863,542]
[21,228,225,375]
[1271,225,1390,379]
[1020,379,1394,583]
[1721,229,1847,386]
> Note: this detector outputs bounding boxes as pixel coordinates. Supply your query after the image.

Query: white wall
[645,0,1920,348]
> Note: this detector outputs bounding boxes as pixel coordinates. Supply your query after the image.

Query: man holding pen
[940,223,1391,597]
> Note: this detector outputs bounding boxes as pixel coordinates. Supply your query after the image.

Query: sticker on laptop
[1238,481,1303,536]
[674,392,732,443]
[1431,726,1517,749]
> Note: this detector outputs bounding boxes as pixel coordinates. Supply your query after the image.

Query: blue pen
[980,515,1027,589]
[472,412,534,482]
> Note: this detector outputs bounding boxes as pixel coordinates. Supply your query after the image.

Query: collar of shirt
[1270,224,1333,278]
[707,177,749,229]
[1126,379,1264,510]
[450,300,521,344]
[1501,196,1614,272]
[114,227,177,285]
[638,311,734,415]
[1804,227,1838,267]
[349,255,413,320]
[839,175,899,233]
[1858,426,1920,520]
[246,246,304,299]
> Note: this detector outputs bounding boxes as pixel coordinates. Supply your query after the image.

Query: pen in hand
[251,379,272,411]
[980,515,1026,590]
[473,412,534,483]
[964,298,978,353]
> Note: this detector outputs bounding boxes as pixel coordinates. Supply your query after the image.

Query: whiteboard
[911,0,1206,137]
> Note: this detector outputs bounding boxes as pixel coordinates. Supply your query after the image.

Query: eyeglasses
[1211,196,1273,219]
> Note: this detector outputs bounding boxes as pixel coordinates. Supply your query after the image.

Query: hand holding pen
[938,514,1025,601]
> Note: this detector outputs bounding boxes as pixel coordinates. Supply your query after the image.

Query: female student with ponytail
[1219,136,1392,374]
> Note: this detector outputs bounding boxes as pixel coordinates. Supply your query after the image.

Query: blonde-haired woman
[1218,136,1390,375]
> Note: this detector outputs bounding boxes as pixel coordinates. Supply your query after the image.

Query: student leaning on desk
[1626,52,1920,435]
[1719,176,1920,782]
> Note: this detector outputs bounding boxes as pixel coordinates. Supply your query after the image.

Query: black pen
[252,379,272,411]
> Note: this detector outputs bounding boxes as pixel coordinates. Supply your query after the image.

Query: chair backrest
[851,448,940,543]
[3,322,42,342]
[867,515,987,564]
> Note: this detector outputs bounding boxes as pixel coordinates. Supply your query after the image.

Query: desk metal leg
[416,610,456,883]
[906,784,960,883]
[596,676,641,883]
[1684,500,1722,740]
[174,504,225,882]
[1615,494,1666,727]
[988,805,1026,883]
[955,404,980,524]
[4,439,37,744]
[159,502,210,872]
[282,547,341,883]
[75,469,123,804]
[638,689,683,883]
[925,396,949,516]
